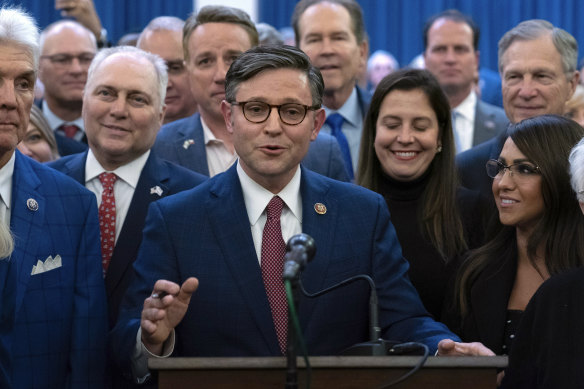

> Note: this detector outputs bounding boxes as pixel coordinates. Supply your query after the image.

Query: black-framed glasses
[230,101,320,125]
[485,159,541,180]
[40,52,95,68]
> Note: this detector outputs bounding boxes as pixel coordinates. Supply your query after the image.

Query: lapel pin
[150,186,163,197]
[183,139,195,150]
[26,198,38,212]
[314,203,327,215]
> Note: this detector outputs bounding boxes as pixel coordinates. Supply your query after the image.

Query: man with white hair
[49,46,207,331]
[137,16,198,124]
[0,7,108,388]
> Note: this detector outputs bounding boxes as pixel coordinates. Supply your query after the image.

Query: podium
[149,356,507,388]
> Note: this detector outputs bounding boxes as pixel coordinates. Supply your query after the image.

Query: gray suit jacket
[153,113,349,182]
[472,100,508,146]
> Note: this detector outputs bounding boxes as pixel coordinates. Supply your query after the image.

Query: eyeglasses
[230,101,320,126]
[165,60,186,75]
[40,53,95,68]
[486,159,541,181]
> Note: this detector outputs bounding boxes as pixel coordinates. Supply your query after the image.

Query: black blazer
[501,267,584,389]
[443,250,516,354]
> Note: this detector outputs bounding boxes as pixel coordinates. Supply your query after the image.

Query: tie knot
[325,113,344,131]
[59,124,80,138]
[266,196,284,220]
[98,172,117,190]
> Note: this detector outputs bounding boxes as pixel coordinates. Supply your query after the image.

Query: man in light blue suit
[0,8,107,388]
[152,5,349,182]
[111,45,494,383]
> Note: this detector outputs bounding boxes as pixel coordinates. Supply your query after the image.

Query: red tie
[261,196,288,354]
[60,124,80,138]
[98,172,117,275]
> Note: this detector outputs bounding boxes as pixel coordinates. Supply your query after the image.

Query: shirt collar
[324,87,360,127]
[85,148,150,189]
[237,161,302,226]
[41,100,84,131]
[0,152,16,210]
[453,90,477,121]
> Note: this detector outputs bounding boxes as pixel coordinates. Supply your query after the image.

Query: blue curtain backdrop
[260,0,583,72]
[13,0,584,71]
[16,0,194,45]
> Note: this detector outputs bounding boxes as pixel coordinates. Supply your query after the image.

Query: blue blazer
[473,100,508,146]
[152,112,349,182]
[1,151,107,389]
[456,131,507,197]
[111,165,457,374]
[48,151,207,328]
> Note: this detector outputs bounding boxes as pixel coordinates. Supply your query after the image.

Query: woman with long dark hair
[446,114,584,355]
[357,68,488,319]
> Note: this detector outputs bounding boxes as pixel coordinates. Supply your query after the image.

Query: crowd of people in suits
[0,0,583,388]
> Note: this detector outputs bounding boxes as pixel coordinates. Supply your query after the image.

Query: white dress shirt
[0,152,16,226]
[42,100,85,141]
[323,87,364,172]
[131,160,304,381]
[201,118,238,177]
[85,149,150,242]
[452,91,477,153]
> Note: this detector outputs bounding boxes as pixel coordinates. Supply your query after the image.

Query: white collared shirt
[201,118,238,177]
[323,87,364,172]
[452,91,477,153]
[85,149,150,242]
[131,160,304,381]
[237,161,302,263]
[41,100,85,141]
[0,152,16,226]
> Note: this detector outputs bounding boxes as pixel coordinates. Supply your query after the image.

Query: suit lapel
[473,101,499,146]
[173,114,209,176]
[207,166,281,354]
[470,256,516,351]
[62,151,89,185]
[296,169,338,325]
[106,154,169,296]
[11,153,46,313]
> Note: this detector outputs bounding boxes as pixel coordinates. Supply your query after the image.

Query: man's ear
[221,100,234,134]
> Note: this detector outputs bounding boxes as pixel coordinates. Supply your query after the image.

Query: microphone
[282,233,316,280]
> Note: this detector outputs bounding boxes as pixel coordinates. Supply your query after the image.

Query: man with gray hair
[38,19,97,155]
[0,7,108,388]
[457,19,579,196]
[137,16,198,124]
[49,46,206,333]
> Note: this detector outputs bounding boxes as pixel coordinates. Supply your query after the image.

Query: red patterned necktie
[98,172,117,275]
[60,124,80,138]
[261,196,288,354]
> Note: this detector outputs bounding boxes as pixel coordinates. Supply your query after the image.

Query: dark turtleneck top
[377,171,487,320]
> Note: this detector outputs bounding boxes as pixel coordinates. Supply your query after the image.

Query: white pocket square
[31,255,62,275]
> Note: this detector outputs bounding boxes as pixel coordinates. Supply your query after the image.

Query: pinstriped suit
[1,151,107,389]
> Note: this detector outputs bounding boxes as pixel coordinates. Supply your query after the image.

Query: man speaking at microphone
[111,45,493,383]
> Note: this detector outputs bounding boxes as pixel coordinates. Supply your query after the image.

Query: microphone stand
[285,276,300,389]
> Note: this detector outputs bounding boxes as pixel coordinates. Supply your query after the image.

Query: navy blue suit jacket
[111,165,458,374]
[153,113,349,182]
[473,100,508,146]
[456,130,507,197]
[1,151,107,389]
[48,151,207,328]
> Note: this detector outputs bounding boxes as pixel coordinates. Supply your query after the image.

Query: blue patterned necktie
[326,113,354,180]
